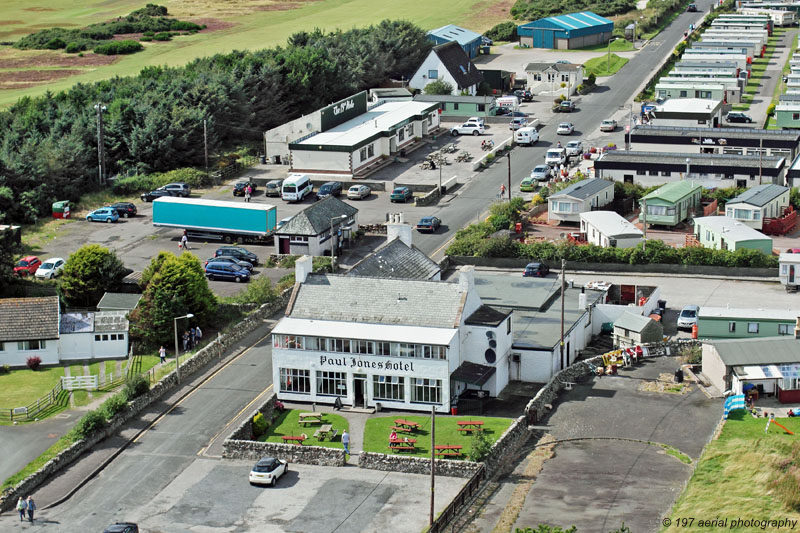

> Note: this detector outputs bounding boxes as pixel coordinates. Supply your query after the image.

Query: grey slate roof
[275,196,358,236]
[464,305,511,327]
[0,297,60,341]
[597,150,785,169]
[288,274,466,328]
[727,184,789,207]
[524,62,582,72]
[549,178,613,201]
[97,292,142,311]
[780,93,800,103]
[347,238,441,280]
[433,41,483,90]
[613,312,653,333]
[708,337,800,366]
[631,124,800,142]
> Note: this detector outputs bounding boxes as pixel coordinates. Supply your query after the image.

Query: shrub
[64,42,85,53]
[94,40,143,55]
[485,153,495,162]
[73,409,107,438]
[143,30,155,37]
[124,375,150,400]
[140,37,153,42]
[485,21,517,42]
[153,32,171,41]
[26,356,42,371]
[102,392,129,419]
[227,276,279,305]
[0,364,10,375]
[252,412,268,437]
[587,72,596,86]
[767,103,776,117]
[468,429,493,462]
[45,38,66,50]
[112,167,210,194]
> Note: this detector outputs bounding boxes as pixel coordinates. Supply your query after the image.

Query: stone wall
[358,452,482,478]
[0,292,291,513]
[225,393,278,442]
[483,416,530,477]
[223,439,346,467]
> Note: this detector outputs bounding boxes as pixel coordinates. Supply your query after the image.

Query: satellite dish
[486,331,495,339]
[489,339,497,349]
[485,349,496,364]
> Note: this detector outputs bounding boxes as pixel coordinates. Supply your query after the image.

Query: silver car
[565,140,583,156]
[677,305,700,330]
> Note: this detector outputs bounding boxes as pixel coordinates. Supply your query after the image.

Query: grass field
[664,410,800,533]
[258,409,349,449]
[0,366,66,408]
[0,0,512,107]
[583,53,629,77]
[564,39,634,53]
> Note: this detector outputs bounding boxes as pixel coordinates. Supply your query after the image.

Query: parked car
[205,261,251,283]
[86,207,119,223]
[390,186,413,203]
[513,89,533,102]
[249,457,288,486]
[347,185,371,200]
[316,181,342,200]
[520,177,538,192]
[35,257,66,279]
[204,256,253,270]
[600,119,617,132]
[481,36,493,46]
[545,147,567,167]
[523,262,550,277]
[565,140,583,156]
[556,122,574,135]
[687,3,698,11]
[416,216,441,232]
[233,181,258,197]
[508,111,528,118]
[264,179,283,197]
[103,523,139,533]
[159,182,191,197]
[465,116,485,128]
[14,256,42,277]
[215,246,259,265]
[495,107,511,116]
[677,304,700,330]
[559,100,576,112]
[530,165,552,182]
[556,59,572,64]
[450,123,484,136]
[110,202,137,218]
[509,117,528,130]
[726,112,753,123]
[514,127,539,146]
[140,189,173,202]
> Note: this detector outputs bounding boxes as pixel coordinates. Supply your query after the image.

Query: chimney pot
[295,255,313,284]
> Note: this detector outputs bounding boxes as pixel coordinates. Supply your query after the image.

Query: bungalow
[524,62,584,97]
[639,181,703,227]
[698,306,797,339]
[274,197,358,256]
[613,312,663,348]
[547,178,615,224]
[779,253,800,290]
[409,41,484,96]
[654,81,736,104]
[580,211,643,249]
[724,184,790,230]
[413,94,497,117]
[692,216,773,254]
[648,97,725,128]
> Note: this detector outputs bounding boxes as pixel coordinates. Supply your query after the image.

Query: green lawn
[363,415,513,459]
[664,410,800,532]
[258,409,349,449]
[583,53,629,77]
[564,39,634,53]
[0,366,66,408]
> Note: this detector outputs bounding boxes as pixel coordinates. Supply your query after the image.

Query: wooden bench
[435,451,463,457]
[281,435,305,445]
[457,427,484,433]
[435,445,463,457]
[388,445,416,452]
[390,425,413,433]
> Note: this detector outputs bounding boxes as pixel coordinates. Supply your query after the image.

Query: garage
[517,11,613,50]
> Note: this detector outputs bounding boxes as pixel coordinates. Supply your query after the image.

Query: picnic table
[434,445,463,458]
[299,412,323,426]
[457,420,485,433]
[393,419,421,432]
[281,435,306,445]
[388,437,417,452]
[313,424,338,441]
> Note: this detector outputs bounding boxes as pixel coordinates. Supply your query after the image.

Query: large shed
[427,25,483,59]
[517,11,613,50]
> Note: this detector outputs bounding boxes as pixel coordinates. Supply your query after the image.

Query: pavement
[752,27,797,128]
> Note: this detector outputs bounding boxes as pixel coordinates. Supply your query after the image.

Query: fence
[209,155,258,185]
[427,464,486,533]
[0,379,65,423]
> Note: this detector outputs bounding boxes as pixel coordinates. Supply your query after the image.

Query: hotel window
[649,170,658,176]
[304,336,323,351]
[317,371,347,396]
[354,340,375,355]
[17,340,45,350]
[368,144,374,157]
[779,323,791,335]
[376,342,391,356]
[280,368,310,393]
[747,322,759,334]
[398,343,417,358]
[374,375,404,401]
[411,378,442,404]
[360,147,368,161]
[661,171,670,176]
[636,169,646,176]
[328,338,351,353]
[729,322,736,333]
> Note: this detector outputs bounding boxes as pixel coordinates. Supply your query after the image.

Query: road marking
[132,331,272,444]
[201,384,274,456]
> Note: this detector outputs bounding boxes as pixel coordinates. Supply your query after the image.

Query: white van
[281,173,312,202]
[515,127,539,146]
[496,96,520,110]
[545,147,567,167]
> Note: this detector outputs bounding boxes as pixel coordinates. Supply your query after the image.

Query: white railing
[61,375,99,391]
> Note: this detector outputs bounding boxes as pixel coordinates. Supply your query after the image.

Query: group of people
[16,496,36,523]
[244,184,253,203]
[180,326,203,354]
[481,139,495,151]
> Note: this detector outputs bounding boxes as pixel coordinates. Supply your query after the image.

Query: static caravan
[691,42,755,61]
[710,21,772,35]
[658,77,741,102]
[668,69,738,80]
[696,38,764,58]
[779,253,800,291]
[681,51,750,74]
[701,29,769,45]
[739,7,795,26]
[655,82,732,104]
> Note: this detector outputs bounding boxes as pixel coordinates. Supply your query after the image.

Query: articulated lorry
[152,197,277,243]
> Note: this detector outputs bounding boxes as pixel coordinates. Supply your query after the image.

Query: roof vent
[397,293,407,302]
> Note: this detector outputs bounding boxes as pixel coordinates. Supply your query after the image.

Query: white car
[465,116,485,128]
[450,123,484,136]
[677,305,700,330]
[249,457,288,486]
[530,165,552,181]
[565,140,583,156]
[556,122,574,135]
[600,119,617,132]
[509,118,528,130]
[35,257,66,279]
[347,185,371,200]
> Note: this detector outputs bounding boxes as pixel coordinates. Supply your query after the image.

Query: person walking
[26,496,36,522]
[499,184,506,198]
[342,430,350,456]
[16,496,26,521]
[190,327,197,347]
[245,184,252,203]
[182,330,190,352]
[159,345,166,364]
[195,325,203,341]
[180,233,189,250]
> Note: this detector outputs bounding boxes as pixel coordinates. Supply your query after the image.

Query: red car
[15,256,42,277]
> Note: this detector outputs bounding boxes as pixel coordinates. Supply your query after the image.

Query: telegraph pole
[507,152,512,202]
[430,404,435,527]
[560,259,566,370]
[203,119,209,178]
[94,103,107,185]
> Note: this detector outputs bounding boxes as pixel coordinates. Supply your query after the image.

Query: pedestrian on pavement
[342,430,350,456]
[26,496,36,522]
[159,345,166,364]
[180,233,189,250]
[182,330,190,352]
[195,325,203,340]
[16,496,26,521]
[499,184,506,198]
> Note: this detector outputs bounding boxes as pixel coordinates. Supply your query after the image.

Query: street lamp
[330,215,348,273]
[94,103,107,185]
[607,38,619,75]
[173,313,194,384]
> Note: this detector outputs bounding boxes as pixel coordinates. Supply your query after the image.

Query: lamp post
[94,103,107,185]
[607,38,618,75]
[685,158,691,180]
[173,313,194,384]
[627,103,633,151]
[330,215,348,273]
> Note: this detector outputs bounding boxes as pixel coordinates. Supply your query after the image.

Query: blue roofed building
[517,11,613,49]
[427,24,484,59]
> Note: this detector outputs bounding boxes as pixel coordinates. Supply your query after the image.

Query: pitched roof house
[274,196,358,256]
[409,41,484,96]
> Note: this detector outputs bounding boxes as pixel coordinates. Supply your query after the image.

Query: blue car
[205,261,251,283]
[86,207,119,223]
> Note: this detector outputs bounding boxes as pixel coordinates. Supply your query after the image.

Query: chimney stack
[295,255,313,284]
[459,265,475,293]
[386,212,413,247]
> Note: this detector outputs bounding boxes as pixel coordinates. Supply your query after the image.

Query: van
[496,96,520,110]
[514,127,539,145]
[545,148,566,167]
[281,173,312,202]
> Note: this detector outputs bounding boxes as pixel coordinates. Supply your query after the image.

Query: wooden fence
[426,464,486,533]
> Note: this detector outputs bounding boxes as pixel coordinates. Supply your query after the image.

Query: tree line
[0,20,431,225]
[511,0,636,21]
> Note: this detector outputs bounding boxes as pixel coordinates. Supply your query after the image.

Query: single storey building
[698,307,797,339]
[413,94,497,117]
[613,312,663,348]
[517,11,613,49]
[639,181,703,227]
[693,216,774,254]
[427,24,483,59]
[274,197,358,256]
[524,62,584,97]
[547,178,615,224]
[724,184,791,230]
[647,97,724,128]
[579,211,644,249]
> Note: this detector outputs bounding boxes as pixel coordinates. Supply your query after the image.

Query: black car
[140,189,173,202]
[523,262,550,277]
[205,261,251,283]
[495,107,511,116]
[513,89,533,102]
[215,246,258,265]
[233,181,257,197]
[204,256,254,270]
[103,523,139,533]
[687,3,698,11]
[316,181,342,200]
[726,112,753,123]
[110,202,137,218]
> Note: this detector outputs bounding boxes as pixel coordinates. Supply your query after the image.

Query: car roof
[256,457,278,467]
[681,305,700,311]
[559,122,572,126]
[567,140,580,144]
[103,523,138,532]
[42,257,64,263]
[526,262,543,267]
[21,255,38,261]
[393,186,408,191]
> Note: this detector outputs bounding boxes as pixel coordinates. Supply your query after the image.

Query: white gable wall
[410,51,477,95]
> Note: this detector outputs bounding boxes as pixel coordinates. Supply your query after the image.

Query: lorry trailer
[152,197,277,244]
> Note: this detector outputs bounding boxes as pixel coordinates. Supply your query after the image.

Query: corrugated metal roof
[428,25,483,47]
[545,11,613,31]
[708,337,800,366]
[727,184,789,207]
